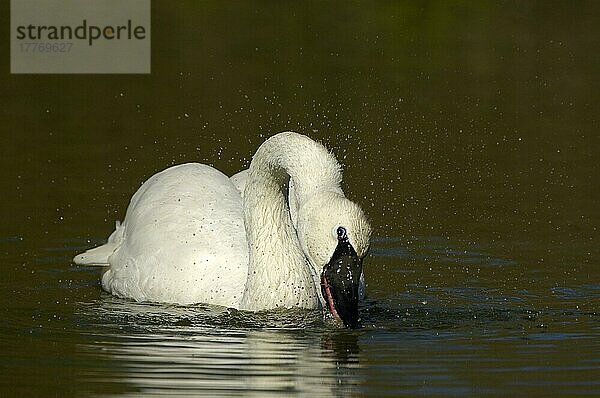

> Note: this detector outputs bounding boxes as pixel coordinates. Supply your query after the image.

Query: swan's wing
[230,169,248,198]
[82,163,249,307]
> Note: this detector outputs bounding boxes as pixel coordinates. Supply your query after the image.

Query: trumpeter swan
[74,132,371,327]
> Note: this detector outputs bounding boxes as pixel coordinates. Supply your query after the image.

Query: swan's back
[98,163,249,306]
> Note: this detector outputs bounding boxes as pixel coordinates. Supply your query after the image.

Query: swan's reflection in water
[79,298,362,396]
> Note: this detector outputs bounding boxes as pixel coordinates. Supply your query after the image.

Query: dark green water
[1,2,598,396]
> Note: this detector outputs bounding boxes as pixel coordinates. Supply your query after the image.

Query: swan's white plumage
[74,132,371,312]
[96,164,248,307]
[229,169,248,198]
[230,169,300,228]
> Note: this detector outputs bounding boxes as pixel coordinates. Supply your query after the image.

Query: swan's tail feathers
[73,243,117,266]
[73,221,124,266]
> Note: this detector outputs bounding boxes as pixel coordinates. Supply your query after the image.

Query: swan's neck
[239,132,343,310]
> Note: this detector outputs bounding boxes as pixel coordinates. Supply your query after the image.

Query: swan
[74,132,371,327]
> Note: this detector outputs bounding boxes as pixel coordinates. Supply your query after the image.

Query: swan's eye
[336,226,347,240]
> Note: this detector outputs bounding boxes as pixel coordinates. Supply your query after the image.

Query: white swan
[74,132,371,327]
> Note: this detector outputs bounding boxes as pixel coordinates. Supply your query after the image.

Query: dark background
[2,1,597,244]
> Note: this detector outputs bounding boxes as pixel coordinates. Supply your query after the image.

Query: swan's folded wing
[102,163,249,307]
[230,169,248,197]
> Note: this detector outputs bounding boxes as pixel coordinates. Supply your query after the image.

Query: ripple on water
[2,234,597,397]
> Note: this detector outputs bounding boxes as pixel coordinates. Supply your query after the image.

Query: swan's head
[296,192,371,328]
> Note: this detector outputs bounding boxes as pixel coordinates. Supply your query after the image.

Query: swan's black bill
[321,231,363,328]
